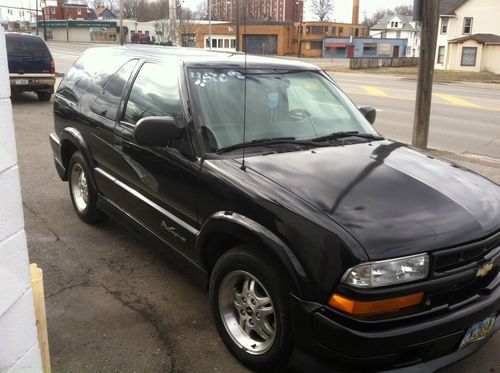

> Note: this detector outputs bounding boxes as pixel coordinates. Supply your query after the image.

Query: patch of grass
[353,66,500,84]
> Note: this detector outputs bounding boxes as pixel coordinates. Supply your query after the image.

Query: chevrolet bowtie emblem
[476,262,494,278]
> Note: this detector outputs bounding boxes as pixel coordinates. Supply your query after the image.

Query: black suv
[6,32,55,101]
[50,46,500,372]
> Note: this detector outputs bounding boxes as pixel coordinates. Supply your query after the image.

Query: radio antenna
[240,3,248,171]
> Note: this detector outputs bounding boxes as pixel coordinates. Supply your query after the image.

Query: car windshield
[188,68,378,152]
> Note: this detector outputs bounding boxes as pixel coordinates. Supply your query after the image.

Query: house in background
[436,0,500,73]
[43,0,92,20]
[370,14,421,57]
[94,7,116,20]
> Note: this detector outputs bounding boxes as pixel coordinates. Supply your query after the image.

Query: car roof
[5,32,44,39]
[82,45,321,71]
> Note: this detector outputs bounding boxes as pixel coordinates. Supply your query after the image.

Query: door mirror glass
[134,116,184,147]
[359,106,376,125]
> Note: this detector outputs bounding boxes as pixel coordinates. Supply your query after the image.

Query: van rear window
[6,35,50,58]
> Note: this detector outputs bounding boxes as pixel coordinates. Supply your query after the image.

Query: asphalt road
[47,41,500,160]
[12,42,499,372]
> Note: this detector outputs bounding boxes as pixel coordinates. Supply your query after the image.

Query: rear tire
[68,151,106,224]
[37,91,52,101]
[209,246,293,372]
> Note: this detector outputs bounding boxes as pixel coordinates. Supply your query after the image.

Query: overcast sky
[1,0,414,22]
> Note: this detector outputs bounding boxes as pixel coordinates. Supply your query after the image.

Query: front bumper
[291,273,500,371]
[10,75,55,94]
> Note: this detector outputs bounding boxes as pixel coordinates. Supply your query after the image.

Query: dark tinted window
[91,59,137,120]
[123,63,182,125]
[6,35,50,58]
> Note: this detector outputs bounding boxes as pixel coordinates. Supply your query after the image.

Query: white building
[0,27,43,372]
[436,0,500,73]
[370,14,421,57]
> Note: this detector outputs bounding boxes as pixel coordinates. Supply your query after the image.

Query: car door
[110,61,200,258]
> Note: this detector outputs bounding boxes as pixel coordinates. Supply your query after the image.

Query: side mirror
[134,116,184,147]
[359,107,377,125]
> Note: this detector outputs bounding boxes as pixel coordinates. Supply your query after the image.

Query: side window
[91,59,138,120]
[123,63,183,125]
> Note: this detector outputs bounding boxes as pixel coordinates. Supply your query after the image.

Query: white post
[0,26,43,373]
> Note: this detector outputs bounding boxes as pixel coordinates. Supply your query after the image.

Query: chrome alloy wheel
[219,270,276,355]
[70,163,89,212]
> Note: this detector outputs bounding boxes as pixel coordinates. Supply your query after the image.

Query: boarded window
[363,43,377,56]
[379,44,391,56]
[310,41,323,49]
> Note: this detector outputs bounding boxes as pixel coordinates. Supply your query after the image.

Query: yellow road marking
[432,93,484,109]
[361,85,390,97]
[342,89,500,113]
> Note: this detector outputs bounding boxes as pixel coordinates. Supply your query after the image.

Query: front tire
[68,151,106,224]
[209,246,293,371]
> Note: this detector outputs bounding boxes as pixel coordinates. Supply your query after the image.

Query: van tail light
[50,58,55,75]
[328,292,424,315]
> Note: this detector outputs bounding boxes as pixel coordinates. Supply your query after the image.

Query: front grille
[432,231,500,273]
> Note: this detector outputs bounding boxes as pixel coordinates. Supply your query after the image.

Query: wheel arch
[196,212,312,299]
[59,128,97,190]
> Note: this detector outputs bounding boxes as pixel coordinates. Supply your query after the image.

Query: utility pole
[36,0,39,35]
[42,0,47,41]
[411,0,439,149]
[65,1,69,42]
[119,0,124,45]
[235,0,240,51]
[296,1,303,57]
[208,0,212,48]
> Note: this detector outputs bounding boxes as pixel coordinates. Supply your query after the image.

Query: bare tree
[309,0,334,22]
[123,0,138,19]
[195,1,208,20]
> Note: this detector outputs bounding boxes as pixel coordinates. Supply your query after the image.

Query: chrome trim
[49,132,61,146]
[94,167,199,235]
[10,73,56,78]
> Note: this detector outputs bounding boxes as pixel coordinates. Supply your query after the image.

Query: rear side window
[123,63,183,125]
[57,52,130,104]
[90,59,138,121]
[6,35,50,58]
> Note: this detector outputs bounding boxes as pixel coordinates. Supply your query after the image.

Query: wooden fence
[350,57,419,70]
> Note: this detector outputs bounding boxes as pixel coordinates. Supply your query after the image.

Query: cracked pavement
[12,91,500,373]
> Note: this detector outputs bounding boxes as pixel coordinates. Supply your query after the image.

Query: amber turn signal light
[329,292,424,315]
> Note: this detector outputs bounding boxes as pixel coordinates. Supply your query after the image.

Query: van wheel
[68,151,106,224]
[37,92,52,101]
[210,246,293,372]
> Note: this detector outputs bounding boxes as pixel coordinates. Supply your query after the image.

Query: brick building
[190,21,296,55]
[43,0,93,20]
[210,0,303,23]
[299,21,369,57]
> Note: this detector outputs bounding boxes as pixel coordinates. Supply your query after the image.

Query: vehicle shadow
[10,92,50,104]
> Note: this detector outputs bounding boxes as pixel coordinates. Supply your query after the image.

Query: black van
[49,46,500,372]
[6,32,55,101]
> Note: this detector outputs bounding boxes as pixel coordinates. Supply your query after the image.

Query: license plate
[15,79,29,85]
[459,314,496,350]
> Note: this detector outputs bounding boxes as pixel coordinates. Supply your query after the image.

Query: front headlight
[341,254,429,288]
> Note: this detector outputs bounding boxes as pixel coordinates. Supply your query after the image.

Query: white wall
[0,27,43,373]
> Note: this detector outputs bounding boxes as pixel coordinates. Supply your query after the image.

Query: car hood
[243,141,500,259]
